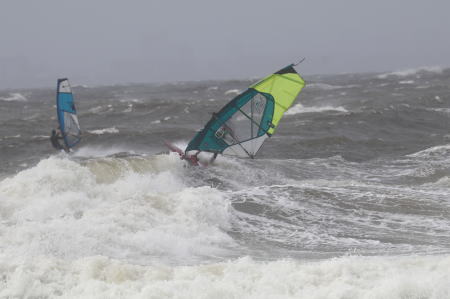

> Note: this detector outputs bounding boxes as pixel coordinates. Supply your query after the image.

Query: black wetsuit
[50,131,68,152]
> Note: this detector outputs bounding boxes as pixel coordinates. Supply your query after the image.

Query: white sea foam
[286,103,349,115]
[426,108,450,114]
[4,134,21,139]
[377,66,443,79]
[0,93,27,102]
[224,89,240,95]
[122,104,133,113]
[306,83,344,90]
[424,176,450,188]
[399,80,415,84]
[0,254,448,298]
[119,98,143,103]
[0,156,234,267]
[88,106,105,114]
[88,127,120,135]
[407,144,450,158]
[73,145,137,158]
[31,135,50,139]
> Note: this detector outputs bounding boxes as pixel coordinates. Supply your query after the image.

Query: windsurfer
[167,64,305,165]
[50,129,69,152]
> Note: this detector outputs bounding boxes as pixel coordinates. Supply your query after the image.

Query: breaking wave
[377,66,444,79]
[286,103,349,115]
[0,93,27,102]
[1,254,449,298]
[87,127,120,135]
[0,156,235,266]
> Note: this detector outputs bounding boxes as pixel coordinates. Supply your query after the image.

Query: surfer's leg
[209,153,218,164]
[188,151,201,165]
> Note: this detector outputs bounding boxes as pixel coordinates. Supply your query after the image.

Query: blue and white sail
[56,78,81,149]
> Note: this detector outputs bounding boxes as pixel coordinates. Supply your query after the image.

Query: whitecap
[0,93,27,102]
[286,104,349,115]
[224,89,240,95]
[399,80,415,84]
[377,66,443,79]
[87,127,119,135]
[0,255,448,298]
[306,83,344,90]
[4,134,21,139]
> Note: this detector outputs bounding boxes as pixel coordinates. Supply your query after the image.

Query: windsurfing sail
[185,64,305,158]
[56,78,81,149]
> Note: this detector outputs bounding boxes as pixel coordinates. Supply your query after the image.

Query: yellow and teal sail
[185,64,305,158]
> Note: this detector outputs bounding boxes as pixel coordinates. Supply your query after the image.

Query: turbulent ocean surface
[1,66,450,298]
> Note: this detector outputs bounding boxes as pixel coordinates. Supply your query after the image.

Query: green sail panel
[185,64,305,158]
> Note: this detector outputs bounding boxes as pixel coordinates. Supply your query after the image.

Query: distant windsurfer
[50,129,69,152]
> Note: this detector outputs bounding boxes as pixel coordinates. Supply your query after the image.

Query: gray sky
[1,0,449,89]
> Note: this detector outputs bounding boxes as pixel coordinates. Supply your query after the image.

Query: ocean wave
[423,176,450,188]
[87,106,105,114]
[426,107,450,114]
[3,134,21,139]
[73,145,137,158]
[377,66,443,79]
[286,104,349,115]
[87,127,120,135]
[122,104,133,113]
[119,98,143,104]
[230,176,450,254]
[407,144,450,158]
[224,89,240,95]
[87,105,114,114]
[0,93,27,102]
[398,80,415,84]
[305,83,344,90]
[0,156,234,265]
[0,255,448,298]
[32,135,49,140]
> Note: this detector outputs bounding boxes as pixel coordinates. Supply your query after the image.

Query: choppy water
[1,66,450,298]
